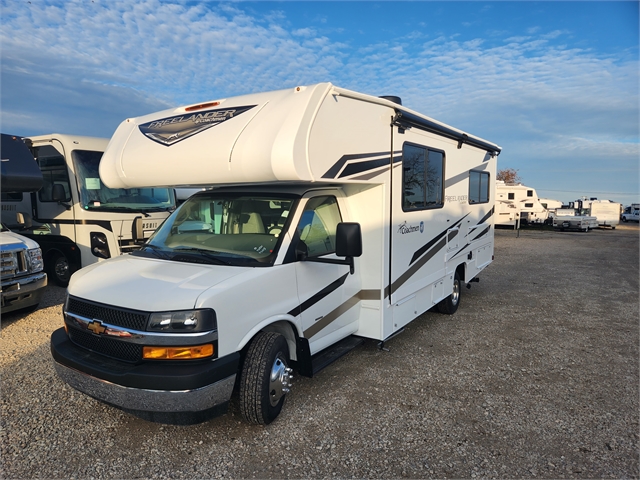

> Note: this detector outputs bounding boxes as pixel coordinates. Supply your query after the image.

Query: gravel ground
[1,224,638,479]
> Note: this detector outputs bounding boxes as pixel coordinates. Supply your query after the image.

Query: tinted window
[527,190,533,197]
[402,144,444,211]
[469,171,490,204]
[1,192,23,201]
[297,196,342,257]
[35,145,71,202]
[508,192,515,200]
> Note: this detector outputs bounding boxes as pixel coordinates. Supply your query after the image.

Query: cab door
[293,194,361,355]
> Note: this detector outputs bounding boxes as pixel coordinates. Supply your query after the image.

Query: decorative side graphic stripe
[32,219,114,232]
[448,225,491,261]
[287,273,349,317]
[339,154,402,178]
[478,207,495,225]
[322,151,401,179]
[409,214,469,265]
[386,237,447,298]
[304,289,381,338]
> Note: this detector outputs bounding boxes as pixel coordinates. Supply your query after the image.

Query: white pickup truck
[621,206,640,222]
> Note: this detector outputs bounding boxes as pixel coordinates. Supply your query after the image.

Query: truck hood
[0,230,40,250]
[68,254,246,311]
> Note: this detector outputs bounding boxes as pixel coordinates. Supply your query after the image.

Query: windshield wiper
[172,247,233,266]
[140,244,172,259]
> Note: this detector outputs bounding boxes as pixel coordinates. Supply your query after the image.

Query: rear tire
[239,332,292,425]
[437,271,462,315]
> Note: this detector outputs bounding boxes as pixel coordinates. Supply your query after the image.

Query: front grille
[69,327,142,363]
[67,297,149,331]
[1,250,27,277]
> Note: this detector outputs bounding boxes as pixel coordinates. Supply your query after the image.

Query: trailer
[0,134,47,313]
[51,83,501,425]
[0,134,176,286]
[574,199,621,229]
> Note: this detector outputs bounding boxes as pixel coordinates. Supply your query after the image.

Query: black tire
[437,271,462,315]
[239,332,292,425]
[622,217,627,222]
[49,252,71,287]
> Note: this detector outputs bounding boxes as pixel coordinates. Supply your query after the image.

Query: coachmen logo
[139,105,257,146]
[398,221,424,235]
[87,320,106,335]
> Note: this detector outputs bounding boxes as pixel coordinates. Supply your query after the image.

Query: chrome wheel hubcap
[451,279,460,305]
[269,356,293,407]
[55,258,69,279]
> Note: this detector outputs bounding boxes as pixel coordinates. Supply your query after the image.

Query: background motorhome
[538,197,563,215]
[0,134,47,313]
[51,83,501,425]
[574,198,621,229]
[621,204,640,222]
[495,181,549,226]
[0,134,176,286]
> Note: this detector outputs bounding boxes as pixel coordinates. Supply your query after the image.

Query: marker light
[143,344,214,360]
[185,101,220,112]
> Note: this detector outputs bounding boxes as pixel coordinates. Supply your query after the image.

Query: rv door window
[469,171,490,204]
[402,144,444,211]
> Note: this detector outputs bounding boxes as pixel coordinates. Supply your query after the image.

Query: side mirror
[51,183,67,202]
[336,222,362,258]
[52,183,72,210]
[132,216,144,244]
[295,240,308,261]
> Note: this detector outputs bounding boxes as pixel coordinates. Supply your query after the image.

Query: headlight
[28,248,44,273]
[147,309,216,333]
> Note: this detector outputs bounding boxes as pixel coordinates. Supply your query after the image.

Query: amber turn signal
[143,344,214,360]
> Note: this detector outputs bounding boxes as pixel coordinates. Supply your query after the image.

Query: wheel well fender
[455,263,467,283]
[237,316,301,362]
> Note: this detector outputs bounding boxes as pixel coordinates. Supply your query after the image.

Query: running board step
[311,335,365,376]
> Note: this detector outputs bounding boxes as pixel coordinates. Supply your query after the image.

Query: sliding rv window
[469,171,490,204]
[402,144,444,211]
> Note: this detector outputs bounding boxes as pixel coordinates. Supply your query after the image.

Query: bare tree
[497,168,522,184]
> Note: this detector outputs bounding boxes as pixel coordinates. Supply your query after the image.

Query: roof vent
[379,96,402,105]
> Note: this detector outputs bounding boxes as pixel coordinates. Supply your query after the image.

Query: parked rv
[574,198,620,229]
[0,134,176,286]
[1,134,47,313]
[50,83,501,425]
[495,181,549,226]
[621,204,640,222]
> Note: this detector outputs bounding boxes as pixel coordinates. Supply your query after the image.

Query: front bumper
[1,271,47,313]
[50,328,239,414]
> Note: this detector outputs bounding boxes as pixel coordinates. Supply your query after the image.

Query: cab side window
[296,196,342,257]
[36,146,71,202]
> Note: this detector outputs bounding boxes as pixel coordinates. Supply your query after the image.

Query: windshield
[72,150,175,212]
[135,193,297,266]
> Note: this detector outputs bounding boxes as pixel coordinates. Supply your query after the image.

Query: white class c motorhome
[495,181,549,226]
[0,134,176,286]
[51,83,501,425]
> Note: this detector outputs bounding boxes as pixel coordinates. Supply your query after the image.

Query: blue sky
[1,0,638,205]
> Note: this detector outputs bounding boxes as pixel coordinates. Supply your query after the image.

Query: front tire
[49,252,71,287]
[239,332,292,425]
[437,271,462,315]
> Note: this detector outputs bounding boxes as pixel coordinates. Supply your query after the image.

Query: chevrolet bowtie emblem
[87,320,106,335]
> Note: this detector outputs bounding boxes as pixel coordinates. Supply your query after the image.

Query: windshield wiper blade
[172,247,233,265]
[141,244,172,259]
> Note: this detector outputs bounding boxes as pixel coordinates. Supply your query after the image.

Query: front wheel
[437,272,462,315]
[239,332,292,425]
[49,252,71,287]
